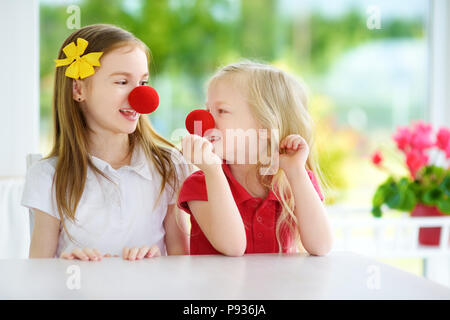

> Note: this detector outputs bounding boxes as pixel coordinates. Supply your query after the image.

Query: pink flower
[413,121,432,134]
[410,121,434,151]
[393,126,412,152]
[406,149,429,178]
[371,150,383,166]
[436,127,450,151]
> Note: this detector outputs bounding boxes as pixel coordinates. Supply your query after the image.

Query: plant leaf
[372,185,387,207]
[441,176,450,196]
[437,199,450,215]
[371,206,382,217]
[422,187,443,205]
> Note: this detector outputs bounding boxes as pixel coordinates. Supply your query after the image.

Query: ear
[72,79,85,102]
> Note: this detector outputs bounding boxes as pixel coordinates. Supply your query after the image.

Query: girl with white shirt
[21,24,191,261]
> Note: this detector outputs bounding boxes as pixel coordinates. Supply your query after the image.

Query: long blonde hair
[209,61,328,253]
[47,24,179,241]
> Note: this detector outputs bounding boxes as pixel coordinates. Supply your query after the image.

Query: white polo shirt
[21,145,191,257]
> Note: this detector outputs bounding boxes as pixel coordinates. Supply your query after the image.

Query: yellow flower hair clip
[54,38,103,79]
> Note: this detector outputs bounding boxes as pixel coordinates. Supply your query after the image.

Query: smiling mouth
[119,108,139,120]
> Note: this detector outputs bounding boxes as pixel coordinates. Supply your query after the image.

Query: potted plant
[370,121,450,246]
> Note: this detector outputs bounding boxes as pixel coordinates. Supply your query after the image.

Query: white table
[1,251,449,300]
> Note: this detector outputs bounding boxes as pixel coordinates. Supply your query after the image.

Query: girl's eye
[141,81,148,86]
[218,109,227,114]
[115,80,127,85]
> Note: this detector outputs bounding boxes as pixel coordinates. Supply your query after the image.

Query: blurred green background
[39,0,428,207]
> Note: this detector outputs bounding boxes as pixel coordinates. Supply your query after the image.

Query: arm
[29,209,60,258]
[187,167,246,256]
[285,168,333,256]
[279,135,333,256]
[30,209,105,261]
[164,204,190,255]
[181,134,246,257]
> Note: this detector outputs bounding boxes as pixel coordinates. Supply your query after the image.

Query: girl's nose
[128,86,159,114]
[185,109,215,136]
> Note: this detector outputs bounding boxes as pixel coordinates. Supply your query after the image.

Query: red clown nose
[185,109,215,136]
[128,86,159,114]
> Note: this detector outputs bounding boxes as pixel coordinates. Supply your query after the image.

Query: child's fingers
[193,135,206,152]
[279,138,289,152]
[93,248,103,260]
[60,252,74,260]
[181,136,187,156]
[201,138,216,161]
[128,247,140,261]
[137,246,150,260]
[182,135,196,163]
[287,135,297,149]
[72,248,89,261]
[181,134,190,155]
[146,245,161,258]
[295,136,308,151]
[122,246,130,260]
[192,136,207,164]
[286,136,292,149]
[280,135,294,149]
[83,248,100,261]
[281,135,303,150]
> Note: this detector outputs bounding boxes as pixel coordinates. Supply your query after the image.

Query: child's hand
[60,248,103,261]
[279,134,309,175]
[181,134,222,173]
[122,245,161,261]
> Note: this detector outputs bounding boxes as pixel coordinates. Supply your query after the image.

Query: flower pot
[410,203,444,246]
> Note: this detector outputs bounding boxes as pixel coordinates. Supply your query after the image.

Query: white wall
[428,0,450,127]
[0,0,39,258]
[425,0,450,288]
[0,0,40,177]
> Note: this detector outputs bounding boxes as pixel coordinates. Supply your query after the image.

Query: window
[39,0,429,208]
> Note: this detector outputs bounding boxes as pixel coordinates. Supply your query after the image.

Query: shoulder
[155,147,195,205]
[21,156,60,219]
[177,170,208,213]
[167,148,193,180]
[181,169,206,188]
[26,156,57,182]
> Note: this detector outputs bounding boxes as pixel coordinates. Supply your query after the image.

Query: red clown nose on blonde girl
[128,85,159,114]
[185,109,215,137]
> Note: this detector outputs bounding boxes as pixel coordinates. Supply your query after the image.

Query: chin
[120,123,139,135]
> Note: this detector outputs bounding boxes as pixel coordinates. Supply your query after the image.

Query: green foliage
[287,8,424,73]
[371,165,450,217]
[39,0,426,100]
[39,0,428,196]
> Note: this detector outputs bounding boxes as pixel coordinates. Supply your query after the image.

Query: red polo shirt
[177,163,324,255]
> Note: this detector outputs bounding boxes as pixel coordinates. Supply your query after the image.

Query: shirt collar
[88,144,153,181]
[221,162,279,205]
[127,144,153,181]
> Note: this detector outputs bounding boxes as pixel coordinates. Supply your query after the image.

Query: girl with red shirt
[177,61,333,256]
